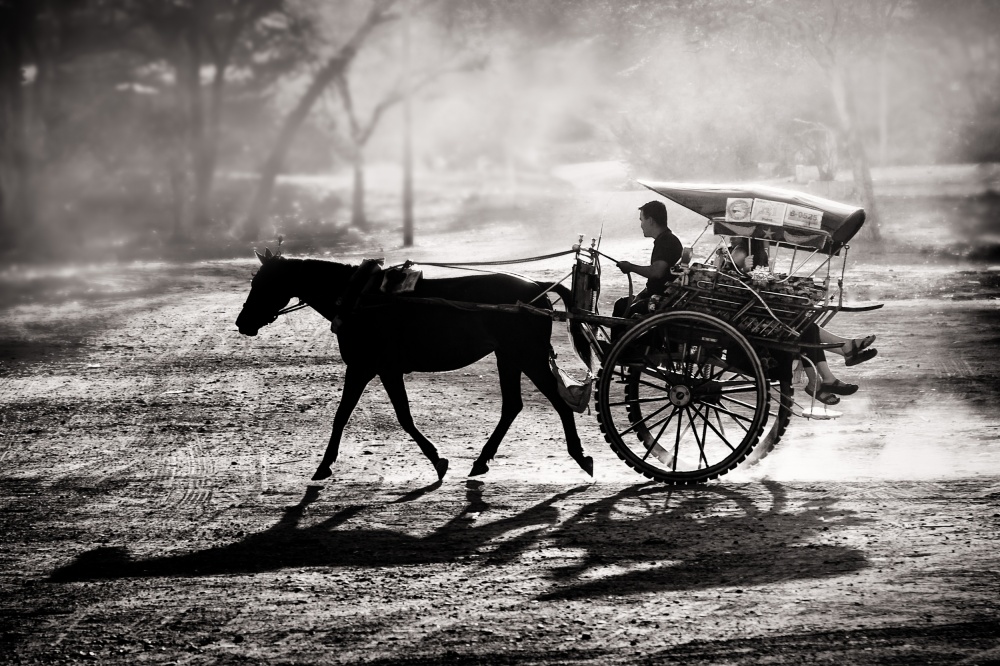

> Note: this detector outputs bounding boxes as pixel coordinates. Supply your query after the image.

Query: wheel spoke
[718,393,762,411]
[699,406,710,463]
[607,395,671,407]
[705,403,753,431]
[672,407,683,471]
[690,402,738,452]
[708,362,729,381]
[716,382,761,394]
[617,402,673,438]
[685,406,709,469]
[641,406,678,462]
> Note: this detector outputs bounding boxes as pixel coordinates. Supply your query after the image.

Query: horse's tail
[542,284,593,369]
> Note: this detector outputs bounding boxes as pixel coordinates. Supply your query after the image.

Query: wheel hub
[668,384,692,407]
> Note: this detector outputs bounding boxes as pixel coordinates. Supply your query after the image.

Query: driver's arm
[617,260,669,279]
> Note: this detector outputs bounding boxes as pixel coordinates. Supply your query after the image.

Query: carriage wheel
[596,312,769,485]
[743,378,793,467]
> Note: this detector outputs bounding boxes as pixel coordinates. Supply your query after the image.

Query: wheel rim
[598,312,769,483]
[744,378,793,467]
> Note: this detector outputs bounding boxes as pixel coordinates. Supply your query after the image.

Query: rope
[406,249,575,268]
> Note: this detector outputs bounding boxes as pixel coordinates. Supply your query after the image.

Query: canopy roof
[638,180,866,253]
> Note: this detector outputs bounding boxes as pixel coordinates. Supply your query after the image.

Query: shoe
[856,335,876,351]
[826,379,858,395]
[804,384,840,405]
[844,347,878,367]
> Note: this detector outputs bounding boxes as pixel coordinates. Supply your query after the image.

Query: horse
[235,251,594,482]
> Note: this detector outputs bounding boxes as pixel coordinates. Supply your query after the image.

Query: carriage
[237,181,882,486]
[547,181,882,484]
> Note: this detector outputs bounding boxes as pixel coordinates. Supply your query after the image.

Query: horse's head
[236,249,292,336]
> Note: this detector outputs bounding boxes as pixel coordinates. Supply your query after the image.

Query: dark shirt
[647,229,683,293]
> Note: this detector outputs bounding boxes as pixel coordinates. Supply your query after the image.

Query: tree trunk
[0,2,36,246]
[828,64,883,244]
[401,0,413,247]
[192,61,226,232]
[169,48,194,240]
[242,1,391,240]
[350,149,367,230]
[184,23,209,233]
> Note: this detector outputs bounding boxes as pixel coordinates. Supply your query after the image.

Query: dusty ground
[2,219,1000,665]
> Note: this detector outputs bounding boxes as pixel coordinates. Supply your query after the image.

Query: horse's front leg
[379,371,449,480]
[313,364,376,481]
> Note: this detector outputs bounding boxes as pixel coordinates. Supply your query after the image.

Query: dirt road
[2,233,1000,664]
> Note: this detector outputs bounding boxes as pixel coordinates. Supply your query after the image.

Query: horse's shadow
[49,480,578,581]
[50,480,871,599]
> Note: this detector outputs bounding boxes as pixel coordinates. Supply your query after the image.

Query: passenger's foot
[844,347,877,367]
[826,379,859,395]
[804,383,840,405]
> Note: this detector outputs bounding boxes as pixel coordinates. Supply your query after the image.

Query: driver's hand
[617,261,633,274]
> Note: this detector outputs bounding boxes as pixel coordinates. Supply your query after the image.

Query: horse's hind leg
[379,372,449,480]
[313,364,376,481]
[522,356,593,477]
[471,354,523,476]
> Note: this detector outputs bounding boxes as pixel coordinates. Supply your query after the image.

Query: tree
[128,0,292,235]
[240,0,396,240]
[749,0,900,243]
[0,0,37,245]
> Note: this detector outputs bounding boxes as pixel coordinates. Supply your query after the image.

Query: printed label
[750,199,787,226]
[725,198,753,222]
[783,204,824,230]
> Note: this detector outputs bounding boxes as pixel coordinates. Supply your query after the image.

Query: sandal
[826,379,858,395]
[805,384,840,405]
[842,335,875,356]
[844,347,878,367]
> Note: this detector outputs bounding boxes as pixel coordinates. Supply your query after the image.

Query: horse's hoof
[578,456,594,477]
[434,458,449,481]
[469,461,489,477]
[311,466,333,481]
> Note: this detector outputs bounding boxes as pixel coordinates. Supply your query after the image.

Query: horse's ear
[255,250,266,265]
[264,248,274,260]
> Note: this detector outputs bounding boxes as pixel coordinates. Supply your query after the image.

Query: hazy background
[1,0,999,263]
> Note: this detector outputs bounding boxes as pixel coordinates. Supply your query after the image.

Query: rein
[274,301,309,318]
[266,249,582,323]
[397,249,580,309]
[400,249,576,270]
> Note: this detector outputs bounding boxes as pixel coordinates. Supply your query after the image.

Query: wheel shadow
[537,479,871,600]
[50,479,870,597]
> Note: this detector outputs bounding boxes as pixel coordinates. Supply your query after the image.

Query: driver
[614,200,683,317]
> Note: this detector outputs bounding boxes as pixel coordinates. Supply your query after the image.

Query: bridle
[242,298,309,327]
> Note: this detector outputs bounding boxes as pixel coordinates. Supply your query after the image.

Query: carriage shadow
[537,480,870,600]
[50,480,870,597]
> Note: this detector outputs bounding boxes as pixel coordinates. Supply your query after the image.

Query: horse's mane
[267,257,357,281]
